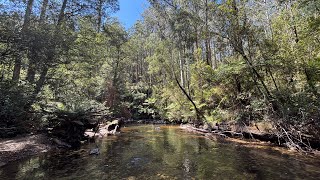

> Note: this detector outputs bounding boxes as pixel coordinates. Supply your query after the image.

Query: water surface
[1,125,320,179]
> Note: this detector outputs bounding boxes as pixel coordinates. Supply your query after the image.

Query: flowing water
[1,125,320,180]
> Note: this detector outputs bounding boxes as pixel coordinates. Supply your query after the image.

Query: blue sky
[112,0,149,29]
[0,0,149,29]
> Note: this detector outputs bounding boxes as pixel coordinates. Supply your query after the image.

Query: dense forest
[0,0,319,150]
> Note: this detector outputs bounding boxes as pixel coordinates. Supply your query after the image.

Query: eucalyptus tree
[12,0,35,82]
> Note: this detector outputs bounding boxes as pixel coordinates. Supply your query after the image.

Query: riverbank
[0,134,53,167]
[0,119,123,167]
[180,124,320,155]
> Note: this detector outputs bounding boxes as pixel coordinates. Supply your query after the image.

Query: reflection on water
[1,125,320,179]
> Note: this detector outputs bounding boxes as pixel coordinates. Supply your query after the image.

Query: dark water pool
[1,125,320,179]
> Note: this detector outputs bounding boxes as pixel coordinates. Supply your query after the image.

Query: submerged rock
[52,138,71,148]
[89,148,100,155]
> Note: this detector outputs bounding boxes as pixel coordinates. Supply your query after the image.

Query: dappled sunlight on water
[1,125,320,179]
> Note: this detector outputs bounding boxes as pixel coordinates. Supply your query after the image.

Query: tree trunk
[268,67,279,91]
[26,53,36,83]
[97,0,103,32]
[24,0,69,111]
[179,50,185,87]
[112,47,120,86]
[264,0,274,41]
[12,0,35,82]
[234,75,241,93]
[57,0,68,27]
[205,39,211,66]
[39,0,49,23]
[186,48,191,95]
[212,42,217,69]
[34,66,49,95]
[26,0,49,83]
[304,67,319,97]
[174,73,204,122]
[12,55,22,82]
[229,0,272,99]
[242,53,272,99]
[204,0,211,66]
[33,0,67,91]
[22,0,34,31]
[287,0,299,43]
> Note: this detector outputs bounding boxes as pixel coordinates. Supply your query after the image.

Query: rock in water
[107,120,122,132]
[89,148,100,155]
[52,138,71,148]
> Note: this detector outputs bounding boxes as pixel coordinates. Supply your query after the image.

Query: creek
[1,125,320,179]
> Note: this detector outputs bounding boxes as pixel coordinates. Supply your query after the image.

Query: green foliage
[124,83,159,119]
[0,81,36,136]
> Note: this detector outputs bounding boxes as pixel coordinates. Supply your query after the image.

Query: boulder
[106,120,122,132]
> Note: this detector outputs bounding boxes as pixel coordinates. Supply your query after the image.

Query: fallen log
[180,124,211,134]
[181,124,284,144]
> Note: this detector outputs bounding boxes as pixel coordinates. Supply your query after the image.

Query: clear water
[1,125,320,180]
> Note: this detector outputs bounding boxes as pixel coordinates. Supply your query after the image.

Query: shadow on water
[1,125,320,179]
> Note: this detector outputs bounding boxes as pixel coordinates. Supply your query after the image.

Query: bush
[0,81,36,137]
